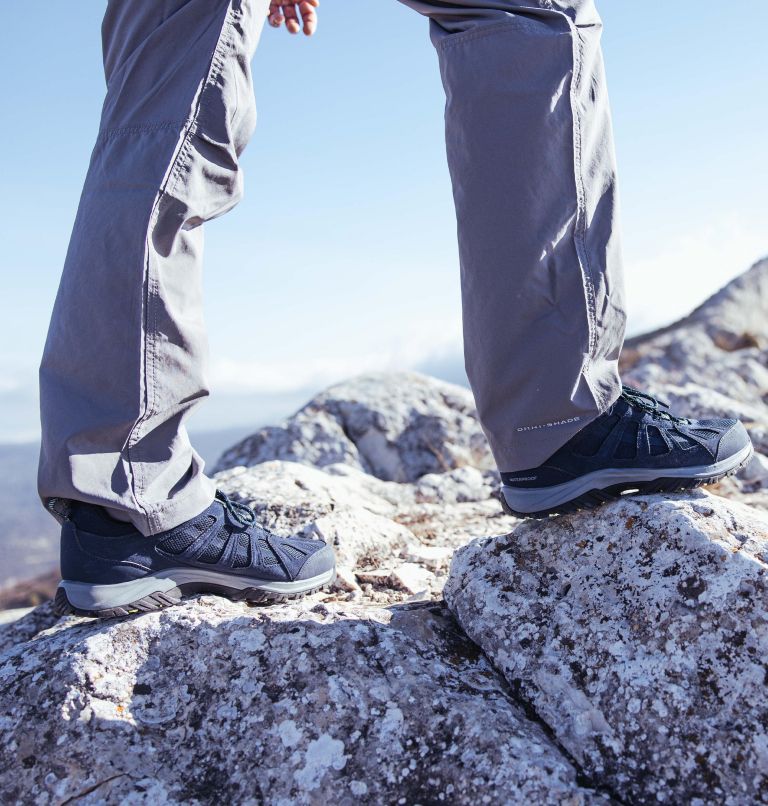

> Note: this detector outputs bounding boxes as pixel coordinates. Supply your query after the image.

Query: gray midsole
[501,444,753,514]
[60,567,336,610]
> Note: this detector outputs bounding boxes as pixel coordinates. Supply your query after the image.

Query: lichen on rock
[0,598,608,805]
[444,490,768,805]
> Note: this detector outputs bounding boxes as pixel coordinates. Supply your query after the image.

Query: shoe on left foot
[500,385,753,518]
[54,490,336,619]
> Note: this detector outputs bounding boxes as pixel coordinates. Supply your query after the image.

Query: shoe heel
[56,578,181,619]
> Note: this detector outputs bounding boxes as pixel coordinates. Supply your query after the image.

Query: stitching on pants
[566,17,602,409]
[125,2,237,534]
[96,121,187,141]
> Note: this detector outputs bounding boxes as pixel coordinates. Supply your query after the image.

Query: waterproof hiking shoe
[54,490,336,618]
[500,386,753,518]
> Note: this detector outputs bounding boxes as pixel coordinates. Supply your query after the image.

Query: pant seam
[96,121,188,141]
[125,1,237,536]
[167,6,239,200]
[566,16,604,411]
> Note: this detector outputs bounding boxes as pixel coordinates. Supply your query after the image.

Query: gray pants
[39,0,625,535]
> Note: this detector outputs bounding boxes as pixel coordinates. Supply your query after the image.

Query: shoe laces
[620,385,688,423]
[215,489,257,527]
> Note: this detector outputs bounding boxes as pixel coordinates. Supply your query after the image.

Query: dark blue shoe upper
[501,386,751,488]
[61,490,335,586]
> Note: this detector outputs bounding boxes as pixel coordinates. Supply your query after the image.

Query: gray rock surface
[0,605,56,657]
[0,598,609,805]
[444,491,768,805]
[215,372,494,481]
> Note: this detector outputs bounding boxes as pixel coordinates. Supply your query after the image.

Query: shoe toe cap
[296,542,336,580]
[714,419,752,462]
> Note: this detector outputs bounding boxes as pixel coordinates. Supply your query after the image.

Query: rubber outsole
[53,572,336,620]
[500,448,754,519]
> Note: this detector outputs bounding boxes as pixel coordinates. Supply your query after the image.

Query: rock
[622,258,768,456]
[214,372,494,481]
[679,258,768,349]
[212,451,517,607]
[0,607,33,628]
[739,451,768,487]
[444,490,768,805]
[331,566,360,594]
[356,563,437,596]
[413,466,498,504]
[0,601,61,657]
[0,598,609,805]
[714,452,768,513]
[389,564,434,595]
[404,543,455,571]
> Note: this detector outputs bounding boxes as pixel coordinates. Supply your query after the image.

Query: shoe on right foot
[500,385,754,518]
[54,490,336,619]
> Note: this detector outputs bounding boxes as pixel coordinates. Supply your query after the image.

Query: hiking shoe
[500,385,754,518]
[54,490,336,618]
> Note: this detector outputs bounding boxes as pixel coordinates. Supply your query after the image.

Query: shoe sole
[54,567,337,620]
[500,443,754,519]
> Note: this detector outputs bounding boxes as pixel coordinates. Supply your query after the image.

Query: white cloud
[0,375,25,394]
[210,325,464,395]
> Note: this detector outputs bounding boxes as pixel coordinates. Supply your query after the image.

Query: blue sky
[0,1,766,442]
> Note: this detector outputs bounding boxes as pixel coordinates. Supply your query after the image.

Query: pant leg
[400,0,626,471]
[38,0,269,535]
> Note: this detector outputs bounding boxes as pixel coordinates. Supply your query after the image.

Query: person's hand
[268,1,319,36]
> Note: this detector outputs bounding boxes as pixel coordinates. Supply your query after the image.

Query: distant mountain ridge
[0,442,58,586]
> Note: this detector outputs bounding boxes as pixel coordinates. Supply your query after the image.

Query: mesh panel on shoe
[197,527,230,564]
[646,426,669,456]
[572,413,621,456]
[159,515,216,555]
[689,428,720,439]
[614,421,639,460]
[672,429,700,450]
[698,419,734,430]
[258,539,280,565]
[280,543,308,561]
[232,534,251,568]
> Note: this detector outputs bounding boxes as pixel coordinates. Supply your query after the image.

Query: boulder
[444,490,768,805]
[214,372,494,481]
[0,598,609,805]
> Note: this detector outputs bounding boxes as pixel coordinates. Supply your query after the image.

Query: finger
[298,0,319,35]
[268,2,284,27]
[282,3,301,34]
